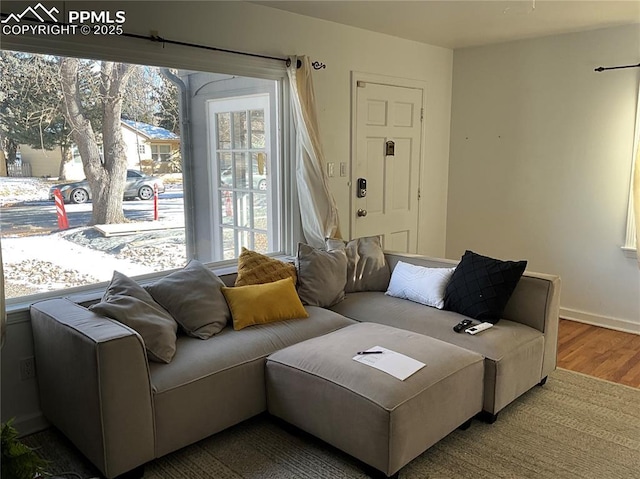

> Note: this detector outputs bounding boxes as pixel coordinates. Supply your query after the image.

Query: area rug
[24,369,640,479]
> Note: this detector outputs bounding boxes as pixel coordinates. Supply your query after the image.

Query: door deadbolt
[357,178,367,198]
[357,209,368,217]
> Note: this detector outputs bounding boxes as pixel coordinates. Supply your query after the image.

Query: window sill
[621,246,637,259]
[5,254,295,320]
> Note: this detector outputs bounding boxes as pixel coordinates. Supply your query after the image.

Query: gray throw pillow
[326,236,391,293]
[145,260,229,339]
[296,242,348,307]
[89,271,178,363]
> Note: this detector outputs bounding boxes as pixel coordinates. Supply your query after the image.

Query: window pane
[218,152,232,188]
[250,110,265,148]
[254,232,268,254]
[217,113,231,150]
[234,152,249,189]
[222,227,235,260]
[239,229,251,251]
[235,192,252,228]
[253,192,267,231]
[220,191,234,225]
[232,111,248,149]
[252,152,267,191]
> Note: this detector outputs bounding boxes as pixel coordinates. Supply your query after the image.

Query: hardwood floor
[557,319,640,388]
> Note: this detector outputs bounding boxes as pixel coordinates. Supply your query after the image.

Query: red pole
[53,189,69,230]
[153,183,159,221]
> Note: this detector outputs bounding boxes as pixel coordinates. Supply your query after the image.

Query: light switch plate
[340,162,347,177]
[327,162,335,177]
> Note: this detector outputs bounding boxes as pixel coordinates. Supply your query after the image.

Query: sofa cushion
[234,247,296,286]
[329,291,542,361]
[148,306,356,458]
[331,291,547,414]
[89,271,178,363]
[148,306,356,394]
[444,250,527,323]
[326,236,390,293]
[386,261,455,309]
[145,260,229,339]
[222,277,309,330]
[296,242,347,307]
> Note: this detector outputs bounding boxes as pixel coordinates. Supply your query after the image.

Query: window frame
[151,144,172,162]
[1,35,299,311]
[209,93,279,260]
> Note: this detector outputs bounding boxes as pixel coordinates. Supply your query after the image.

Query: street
[0,189,185,236]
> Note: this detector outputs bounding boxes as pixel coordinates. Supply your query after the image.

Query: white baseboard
[13,412,49,438]
[560,308,640,335]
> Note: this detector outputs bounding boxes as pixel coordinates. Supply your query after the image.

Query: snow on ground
[1,175,187,298]
[2,231,158,297]
[3,232,155,280]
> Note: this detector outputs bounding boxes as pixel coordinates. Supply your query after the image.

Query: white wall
[447,25,640,332]
[1,1,453,431]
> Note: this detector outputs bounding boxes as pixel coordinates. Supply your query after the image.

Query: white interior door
[353,81,423,253]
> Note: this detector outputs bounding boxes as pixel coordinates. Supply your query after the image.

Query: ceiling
[254,0,640,49]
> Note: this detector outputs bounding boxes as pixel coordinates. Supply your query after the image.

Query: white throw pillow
[386,261,455,309]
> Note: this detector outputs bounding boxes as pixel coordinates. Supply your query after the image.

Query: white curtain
[634,132,640,266]
[633,83,640,266]
[287,56,341,248]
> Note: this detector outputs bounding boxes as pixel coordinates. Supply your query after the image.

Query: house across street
[14,119,180,180]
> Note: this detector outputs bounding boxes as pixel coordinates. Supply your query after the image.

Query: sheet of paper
[352,346,426,381]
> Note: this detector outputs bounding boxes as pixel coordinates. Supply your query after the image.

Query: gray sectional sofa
[29,252,561,479]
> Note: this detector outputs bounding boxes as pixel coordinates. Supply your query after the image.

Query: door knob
[357,209,367,217]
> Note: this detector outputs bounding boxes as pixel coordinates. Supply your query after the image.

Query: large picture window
[1,50,290,301]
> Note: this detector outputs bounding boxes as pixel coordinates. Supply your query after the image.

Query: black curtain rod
[125,31,302,68]
[0,12,302,68]
[594,63,640,72]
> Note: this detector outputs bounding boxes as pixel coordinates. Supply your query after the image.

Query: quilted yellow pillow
[234,247,297,286]
[222,277,309,330]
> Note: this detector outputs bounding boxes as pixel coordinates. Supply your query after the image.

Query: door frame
[350,71,428,246]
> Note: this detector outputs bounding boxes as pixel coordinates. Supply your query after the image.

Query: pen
[357,351,383,355]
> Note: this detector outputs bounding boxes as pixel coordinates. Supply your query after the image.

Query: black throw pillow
[443,250,527,323]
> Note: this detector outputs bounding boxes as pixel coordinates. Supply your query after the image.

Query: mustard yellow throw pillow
[235,247,297,286]
[222,277,309,330]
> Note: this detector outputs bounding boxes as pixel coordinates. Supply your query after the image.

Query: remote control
[453,319,474,333]
[465,322,494,335]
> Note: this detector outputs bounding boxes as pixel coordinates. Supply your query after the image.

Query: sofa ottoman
[265,322,484,478]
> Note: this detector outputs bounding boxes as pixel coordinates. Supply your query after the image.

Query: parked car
[49,170,165,204]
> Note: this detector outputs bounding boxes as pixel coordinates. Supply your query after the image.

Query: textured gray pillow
[296,242,348,307]
[145,260,229,339]
[89,271,178,363]
[326,236,391,293]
